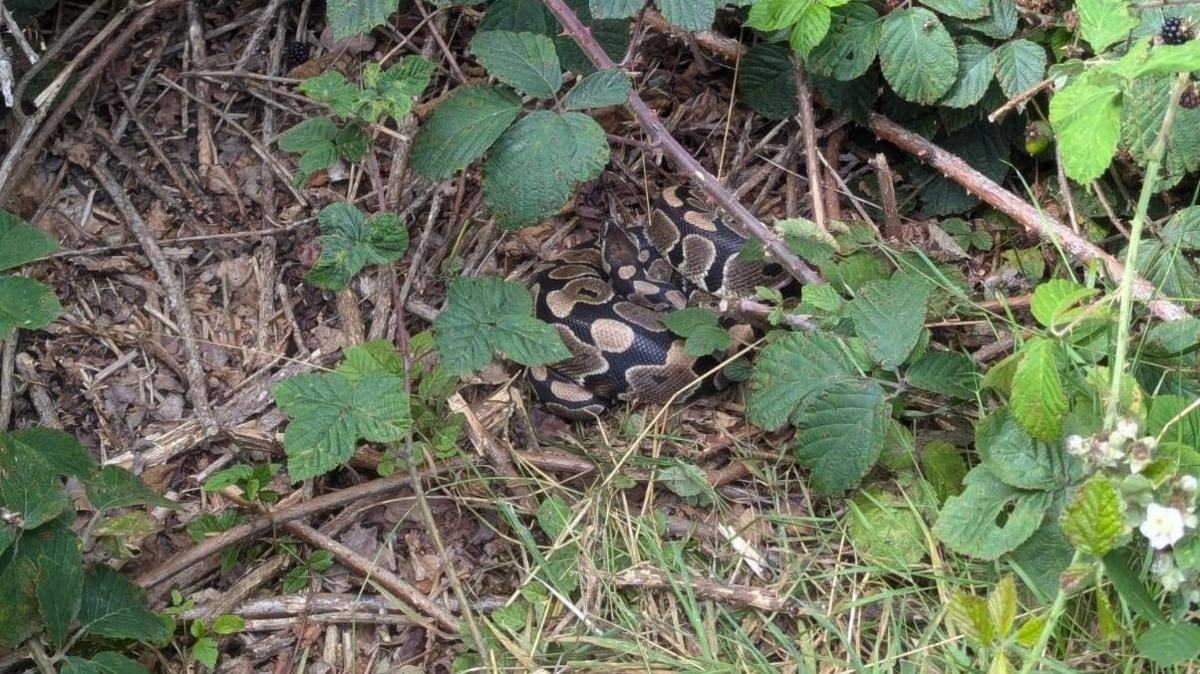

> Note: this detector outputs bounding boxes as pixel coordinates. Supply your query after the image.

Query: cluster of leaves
[0,210,62,337]
[305,202,409,290]
[0,428,173,672]
[410,15,628,228]
[278,57,433,186]
[162,594,246,672]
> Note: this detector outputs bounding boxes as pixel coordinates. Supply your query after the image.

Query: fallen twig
[607,564,809,615]
[541,0,822,286]
[793,60,826,228]
[867,113,1189,323]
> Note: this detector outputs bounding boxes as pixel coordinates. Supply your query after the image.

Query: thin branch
[793,59,826,228]
[866,113,1190,323]
[541,0,822,286]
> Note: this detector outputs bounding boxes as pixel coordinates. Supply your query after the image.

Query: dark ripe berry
[1161,17,1189,45]
[286,41,311,68]
[1182,85,1200,110]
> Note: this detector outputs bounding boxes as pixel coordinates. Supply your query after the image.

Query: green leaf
[659,463,713,503]
[211,613,245,635]
[589,0,642,18]
[848,273,931,369]
[85,466,175,511]
[86,653,147,674]
[658,0,715,31]
[1128,40,1200,78]
[1059,474,1123,557]
[1049,80,1121,183]
[1010,338,1067,444]
[933,465,1052,560]
[661,307,730,357]
[737,43,798,120]
[992,39,1046,99]
[809,3,881,81]
[938,38,995,108]
[481,0,556,32]
[356,57,435,123]
[1030,278,1100,328]
[5,426,95,477]
[482,110,609,229]
[988,575,1018,636]
[1103,548,1165,624]
[193,636,219,669]
[921,440,968,503]
[920,0,989,18]
[746,331,855,430]
[0,427,93,530]
[976,408,1063,491]
[1075,0,1138,54]
[411,86,523,181]
[1009,522,1074,601]
[846,487,926,570]
[906,350,977,398]
[296,71,357,116]
[878,8,958,104]
[1120,75,1200,190]
[0,276,61,334]
[745,0,813,31]
[328,0,394,39]
[947,591,993,644]
[0,209,57,271]
[433,276,570,375]
[1136,623,1200,666]
[793,377,888,495]
[1161,206,1200,251]
[94,512,161,539]
[554,0,631,75]
[79,564,170,642]
[278,116,338,186]
[563,69,630,110]
[536,494,573,538]
[1145,316,1200,354]
[307,203,409,290]
[273,371,411,481]
[20,517,83,646]
[788,3,831,57]
[470,31,562,99]
[337,339,406,382]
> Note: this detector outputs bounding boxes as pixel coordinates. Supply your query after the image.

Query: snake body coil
[529,186,787,419]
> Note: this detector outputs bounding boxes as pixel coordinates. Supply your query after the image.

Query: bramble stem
[539,0,823,286]
[1106,73,1190,428]
[1017,550,1084,674]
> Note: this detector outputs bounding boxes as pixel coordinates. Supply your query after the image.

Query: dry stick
[607,564,805,615]
[133,460,463,593]
[0,31,14,109]
[0,0,181,207]
[231,0,289,76]
[185,0,215,176]
[866,113,1190,323]
[822,127,845,221]
[91,129,184,212]
[0,333,16,430]
[870,153,903,242]
[792,60,826,229]
[0,3,38,64]
[988,76,1055,123]
[89,163,216,431]
[541,0,822,286]
[14,354,61,428]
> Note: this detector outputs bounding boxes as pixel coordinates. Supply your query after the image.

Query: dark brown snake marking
[529,186,788,419]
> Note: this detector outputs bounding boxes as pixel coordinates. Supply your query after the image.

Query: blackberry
[1182,85,1200,110]
[1161,17,1189,45]
[286,41,311,68]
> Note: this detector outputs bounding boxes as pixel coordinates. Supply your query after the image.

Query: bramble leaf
[746,331,855,430]
[793,377,888,495]
[273,371,411,481]
[947,590,993,644]
[1135,623,1200,666]
[1161,206,1200,251]
[976,408,1065,491]
[0,209,57,271]
[296,71,358,116]
[1075,0,1138,54]
[878,8,958,104]
[432,276,570,375]
[847,273,931,369]
[789,3,832,57]
[933,465,1052,560]
[1010,338,1067,443]
[906,350,977,398]
[482,110,609,229]
[846,487,926,570]
[563,69,630,110]
[356,56,434,123]
[993,39,1045,99]
[1060,474,1123,557]
[0,276,62,334]
[1030,278,1100,327]
[411,85,523,181]
[328,0,394,39]
[659,0,715,31]
[745,0,812,31]
[938,38,994,108]
[920,0,989,19]
[79,565,170,642]
[470,31,562,99]
[737,43,798,120]
[306,203,408,290]
[85,466,175,511]
[589,0,641,18]
[1049,80,1121,184]
[661,308,731,357]
[809,3,882,81]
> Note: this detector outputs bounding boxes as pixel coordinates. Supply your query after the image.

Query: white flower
[1186,512,1198,529]
[1065,435,1087,456]
[1097,440,1125,467]
[1140,503,1187,549]
[1161,567,1186,592]
[1180,475,1199,494]
[1108,430,1128,448]
[1116,418,1139,440]
[1128,441,1153,474]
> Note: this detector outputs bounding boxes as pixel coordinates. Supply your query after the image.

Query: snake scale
[529,186,789,419]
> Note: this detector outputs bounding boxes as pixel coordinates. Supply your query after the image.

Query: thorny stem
[539,0,823,286]
[1106,73,1190,429]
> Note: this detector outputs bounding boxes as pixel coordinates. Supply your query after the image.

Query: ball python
[529,186,789,419]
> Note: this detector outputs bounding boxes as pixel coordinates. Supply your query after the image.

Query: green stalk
[1016,550,1084,674]
[1105,73,1191,428]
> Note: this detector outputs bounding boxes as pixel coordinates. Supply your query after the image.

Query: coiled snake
[529,186,789,419]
